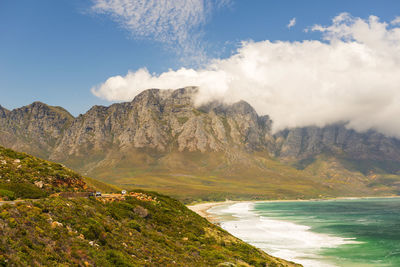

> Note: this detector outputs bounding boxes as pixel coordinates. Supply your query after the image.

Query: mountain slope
[1,87,400,201]
[0,147,298,267]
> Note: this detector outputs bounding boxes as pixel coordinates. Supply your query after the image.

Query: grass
[75,149,378,203]
[177,116,189,124]
[83,176,121,193]
[59,148,400,204]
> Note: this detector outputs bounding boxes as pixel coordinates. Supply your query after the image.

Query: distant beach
[188,196,400,223]
[187,200,238,222]
[189,197,400,267]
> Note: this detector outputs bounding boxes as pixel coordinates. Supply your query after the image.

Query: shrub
[106,250,134,267]
[0,183,47,199]
[128,220,141,232]
[0,189,16,200]
[83,219,104,240]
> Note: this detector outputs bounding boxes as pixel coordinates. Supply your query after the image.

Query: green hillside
[0,147,299,266]
[0,193,299,266]
[0,146,116,200]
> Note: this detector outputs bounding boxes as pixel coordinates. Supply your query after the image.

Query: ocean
[209,198,400,267]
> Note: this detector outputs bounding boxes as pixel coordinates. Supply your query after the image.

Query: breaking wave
[209,202,360,267]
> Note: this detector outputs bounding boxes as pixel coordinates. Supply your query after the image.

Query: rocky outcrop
[0,105,9,118]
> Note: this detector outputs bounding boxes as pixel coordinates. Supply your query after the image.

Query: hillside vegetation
[0,146,117,200]
[0,146,85,200]
[0,194,299,266]
[0,147,299,266]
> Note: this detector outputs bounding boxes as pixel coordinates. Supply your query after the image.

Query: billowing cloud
[287,17,296,29]
[91,0,230,63]
[92,13,400,137]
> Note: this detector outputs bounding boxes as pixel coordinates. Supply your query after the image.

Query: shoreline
[187,200,239,222]
[187,195,400,222]
[188,195,400,267]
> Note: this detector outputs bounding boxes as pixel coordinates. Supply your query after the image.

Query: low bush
[0,189,16,200]
[0,183,47,199]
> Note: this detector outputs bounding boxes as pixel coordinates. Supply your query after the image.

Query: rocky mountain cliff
[48,87,273,160]
[0,102,73,158]
[1,87,400,200]
[274,125,400,163]
[3,87,400,165]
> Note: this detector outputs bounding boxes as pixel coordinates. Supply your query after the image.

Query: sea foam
[209,202,359,267]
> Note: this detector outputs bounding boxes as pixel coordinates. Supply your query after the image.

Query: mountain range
[1,87,400,202]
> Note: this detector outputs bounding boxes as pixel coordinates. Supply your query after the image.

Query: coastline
[188,196,400,267]
[187,195,400,222]
[187,200,239,222]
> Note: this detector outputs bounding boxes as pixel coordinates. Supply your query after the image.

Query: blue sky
[1,0,399,116]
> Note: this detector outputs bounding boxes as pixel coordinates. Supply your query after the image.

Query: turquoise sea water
[210,198,400,267]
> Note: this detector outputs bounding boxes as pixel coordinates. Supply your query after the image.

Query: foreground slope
[0,195,298,266]
[0,147,298,266]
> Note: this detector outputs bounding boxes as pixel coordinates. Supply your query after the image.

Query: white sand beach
[187,200,238,222]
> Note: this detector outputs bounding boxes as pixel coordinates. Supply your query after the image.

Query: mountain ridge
[1,87,400,201]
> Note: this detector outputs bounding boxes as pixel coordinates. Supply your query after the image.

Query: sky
[1,0,400,136]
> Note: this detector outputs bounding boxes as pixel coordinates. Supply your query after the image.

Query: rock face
[1,87,400,172]
[50,87,273,161]
[0,102,73,157]
[274,125,400,162]
[0,105,9,118]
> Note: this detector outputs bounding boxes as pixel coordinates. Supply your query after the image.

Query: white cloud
[392,16,400,25]
[287,17,296,29]
[91,0,230,64]
[92,13,400,138]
